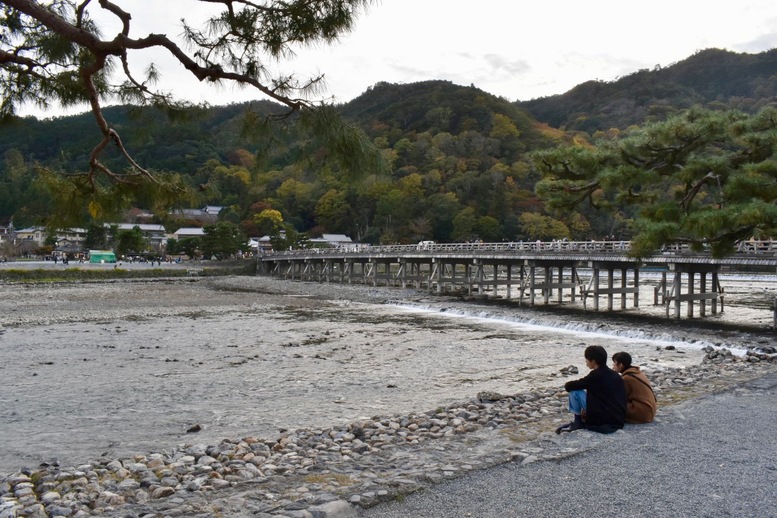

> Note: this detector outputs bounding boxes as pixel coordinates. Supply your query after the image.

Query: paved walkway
[359,372,777,518]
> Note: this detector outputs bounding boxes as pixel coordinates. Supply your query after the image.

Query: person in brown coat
[611,352,657,424]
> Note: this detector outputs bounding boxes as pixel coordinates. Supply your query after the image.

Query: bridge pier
[397,259,408,288]
[521,260,580,307]
[583,262,639,312]
[345,259,370,284]
[463,260,526,300]
[665,264,723,318]
[398,259,433,289]
[505,264,514,299]
[432,259,466,294]
[471,260,486,297]
[279,259,303,280]
[368,258,397,287]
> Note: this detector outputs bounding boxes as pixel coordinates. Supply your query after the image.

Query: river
[0,274,773,475]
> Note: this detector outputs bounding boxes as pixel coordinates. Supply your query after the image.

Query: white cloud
[14,0,777,116]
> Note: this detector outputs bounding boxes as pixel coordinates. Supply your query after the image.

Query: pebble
[0,348,774,517]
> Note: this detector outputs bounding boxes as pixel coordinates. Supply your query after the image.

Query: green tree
[213,166,252,206]
[567,212,593,240]
[424,192,460,242]
[518,213,570,240]
[83,222,108,250]
[275,178,315,226]
[0,148,34,222]
[452,207,478,242]
[475,215,501,242]
[179,238,201,259]
[166,238,180,255]
[532,107,777,256]
[254,208,285,236]
[490,113,521,139]
[315,188,350,231]
[201,222,246,259]
[374,189,412,239]
[270,223,310,251]
[114,226,147,257]
[490,113,522,158]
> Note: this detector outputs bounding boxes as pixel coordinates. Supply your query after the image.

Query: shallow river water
[0,274,774,475]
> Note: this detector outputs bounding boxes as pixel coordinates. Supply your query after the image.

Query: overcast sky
[21,0,777,117]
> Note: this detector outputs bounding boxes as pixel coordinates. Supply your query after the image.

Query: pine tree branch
[680,171,718,213]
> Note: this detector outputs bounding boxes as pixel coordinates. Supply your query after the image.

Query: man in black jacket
[556,345,627,434]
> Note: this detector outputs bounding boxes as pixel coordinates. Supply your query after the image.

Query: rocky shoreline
[2,346,775,518]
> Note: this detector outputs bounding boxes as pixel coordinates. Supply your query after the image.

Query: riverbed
[0,274,774,475]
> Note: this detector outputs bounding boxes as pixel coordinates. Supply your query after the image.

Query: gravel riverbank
[358,371,777,518]
[1,275,775,517]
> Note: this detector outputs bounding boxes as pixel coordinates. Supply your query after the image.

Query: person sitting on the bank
[612,351,657,424]
[556,345,627,434]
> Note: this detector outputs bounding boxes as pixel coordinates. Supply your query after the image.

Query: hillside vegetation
[1,48,776,248]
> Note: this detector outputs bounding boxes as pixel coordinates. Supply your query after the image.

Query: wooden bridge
[257,240,777,321]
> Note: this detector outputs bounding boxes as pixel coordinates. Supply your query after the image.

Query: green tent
[89,250,117,263]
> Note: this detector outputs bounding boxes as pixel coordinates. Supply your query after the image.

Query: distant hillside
[6,49,774,243]
[339,79,568,153]
[342,80,534,133]
[0,100,287,173]
[0,81,572,243]
[517,48,777,132]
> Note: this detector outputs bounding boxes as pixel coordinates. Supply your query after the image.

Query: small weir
[387,301,749,355]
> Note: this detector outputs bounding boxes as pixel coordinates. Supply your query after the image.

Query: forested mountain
[0,100,288,173]
[1,80,576,244]
[1,48,775,248]
[518,48,777,133]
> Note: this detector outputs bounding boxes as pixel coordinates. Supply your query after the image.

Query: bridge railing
[262,240,777,258]
[266,240,631,256]
[735,240,777,253]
